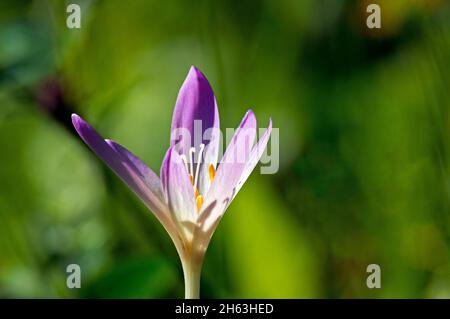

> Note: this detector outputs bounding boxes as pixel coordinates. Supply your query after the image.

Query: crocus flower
[71,66,272,298]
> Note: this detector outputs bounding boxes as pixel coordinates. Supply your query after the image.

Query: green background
[0,0,449,298]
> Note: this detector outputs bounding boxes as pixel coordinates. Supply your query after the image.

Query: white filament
[188,147,195,177]
[193,144,205,191]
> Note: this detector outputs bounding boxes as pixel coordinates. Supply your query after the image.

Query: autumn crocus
[72,66,272,298]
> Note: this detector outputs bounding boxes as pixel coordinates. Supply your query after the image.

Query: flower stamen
[196,195,204,211]
[193,144,205,191]
[188,147,195,177]
[208,164,216,182]
[183,145,209,210]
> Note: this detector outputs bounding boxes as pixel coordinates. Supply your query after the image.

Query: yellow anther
[208,164,216,182]
[195,188,199,198]
[196,195,204,211]
[189,174,193,185]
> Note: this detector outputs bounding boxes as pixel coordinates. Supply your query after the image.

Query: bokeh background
[1,0,450,298]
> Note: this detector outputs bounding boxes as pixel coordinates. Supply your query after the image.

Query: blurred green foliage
[0,0,449,298]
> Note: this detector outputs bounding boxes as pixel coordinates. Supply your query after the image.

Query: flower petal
[170,66,219,155]
[234,118,272,194]
[160,147,196,224]
[71,114,169,225]
[200,110,257,228]
[105,139,165,201]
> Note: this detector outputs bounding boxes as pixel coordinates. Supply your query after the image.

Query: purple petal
[71,114,168,222]
[200,110,257,226]
[170,66,219,155]
[160,147,196,223]
[105,139,165,201]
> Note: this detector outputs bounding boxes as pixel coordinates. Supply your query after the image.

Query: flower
[71,66,272,298]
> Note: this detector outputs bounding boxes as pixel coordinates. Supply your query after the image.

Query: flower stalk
[182,256,203,299]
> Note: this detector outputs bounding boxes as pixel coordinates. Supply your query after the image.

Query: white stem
[181,257,202,299]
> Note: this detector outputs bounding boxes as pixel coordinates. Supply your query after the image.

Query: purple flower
[72,66,272,298]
